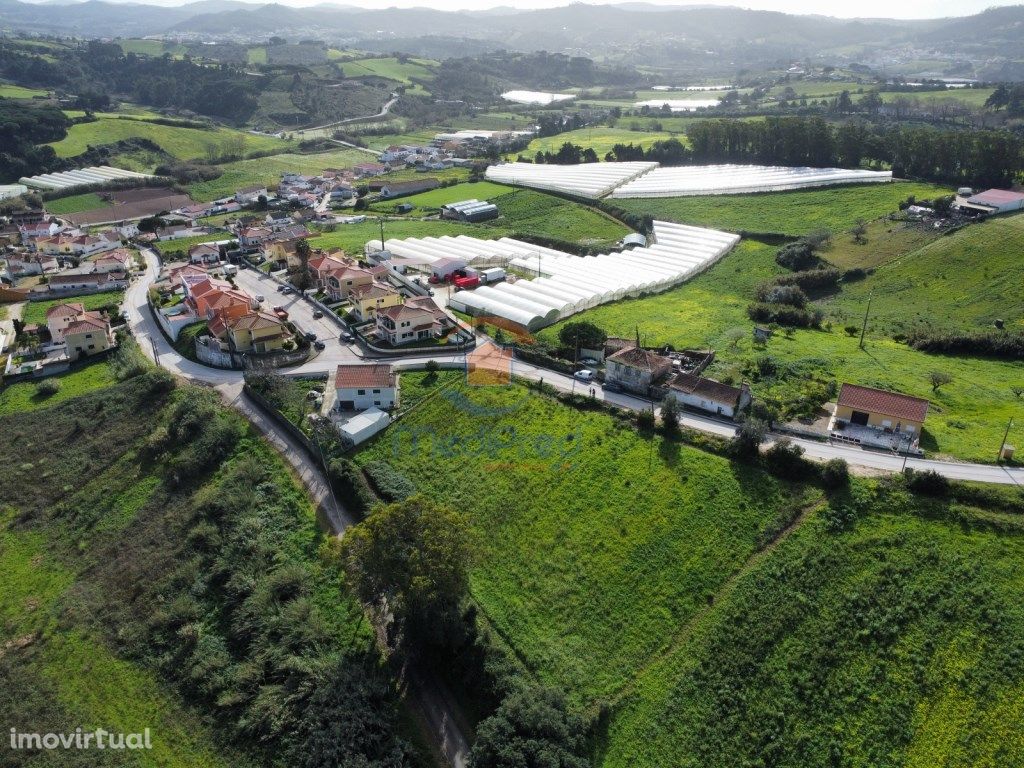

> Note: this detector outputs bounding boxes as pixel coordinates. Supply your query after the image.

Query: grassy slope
[22,291,123,325]
[829,213,1024,333]
[0,83,48,98]
[44,192,113,215]
[537,239,1024,461]
[370,181,513,213]
[342,57,436,95]
[602,486,1024,768]
[309,219,511,254]
[614,182,950,235]
[47,117,292,160]
[483,188,630,248]
[187,148,370,201]
[356,382,818,704]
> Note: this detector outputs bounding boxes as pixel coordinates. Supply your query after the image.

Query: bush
[906,329,1024,360]
[728,418,767,460]
[659,397,682,440]
[775,241,819,271]
[747,302,823,328]
[769,267,841,293]
[823,502,857,532]
[328,458,378,515]
[820,458,849,489]
[904,468,950,497]
[362,460,416,503]
[754,283,809,308]
[763,439,814,479]
[35,379,60,397]
[636,409,656,432]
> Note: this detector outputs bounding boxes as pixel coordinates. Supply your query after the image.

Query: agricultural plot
[186,148,369,201]
[371,181,513,213]
[485,188,631,246]
[155,233,234,259]
[604,489,1024,768]
[44,192,112,214]
[633,98,721,111]
[613,181,950,235]
[539,237,1024,462]
[0,83,48,98]
[878,87,996,108]
[521,127,679,158]
[46,117,293,161]
[609,165,893,198]
[342,57,437,95]
[355,382,820,704]
[116,38,187,57]
[0,358,116,417]
[501,90,576,105]
[309,219,510,255]
[766,80,869,99]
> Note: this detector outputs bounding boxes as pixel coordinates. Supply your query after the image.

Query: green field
[356,381,819,704]
[47,117,293,162]
[537,237,1024,462]
[0,358,116,416]
[0,82,48,98]
[767,80,870,100]
[117,38,187,56]
[879,88,996,108]
[484,188,630,248]
[187,148,371,201]
[342,56,437,95]
[614,182,950,236]
[826,213,1024,333]
[603,483,1024,768]
[523,127,679,157]
[155,232,233,258]
[44,192,113,215]
[22,291,123,325]
[370,180,513,213]
[309,219,508,255]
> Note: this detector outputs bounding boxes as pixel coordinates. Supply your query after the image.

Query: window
[357,389,365,395]
[373,389,380,394]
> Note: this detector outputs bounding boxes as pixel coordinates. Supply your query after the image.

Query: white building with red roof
[334,363,398,411]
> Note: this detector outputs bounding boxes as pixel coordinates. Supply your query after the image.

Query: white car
[573,369,595,382]
[255,294,265,303]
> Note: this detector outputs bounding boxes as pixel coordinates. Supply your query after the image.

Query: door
[850,410,870,426]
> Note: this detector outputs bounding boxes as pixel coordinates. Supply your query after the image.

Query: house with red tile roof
[375,296,454,346]
[334,363,398,410]
[830,383,929,451]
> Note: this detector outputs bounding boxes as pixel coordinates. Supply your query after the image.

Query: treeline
[0,40,259,122]
[0,98,69,181]
[601,116,1023,187]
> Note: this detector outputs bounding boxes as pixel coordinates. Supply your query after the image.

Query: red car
[453,275,480,289]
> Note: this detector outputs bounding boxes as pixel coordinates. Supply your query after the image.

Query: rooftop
[336,363,396,389]
[837,383,930,423]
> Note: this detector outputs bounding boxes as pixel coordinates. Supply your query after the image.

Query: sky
[35,0,1024,17]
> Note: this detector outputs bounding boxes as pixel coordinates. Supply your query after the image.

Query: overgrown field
[47,117,292,160]
[0,358,115,416]
[615,182,950,235]
[602,481,1024,768]
[22,291,123,325]
[521,127,679,157]
[483,188,630,248]
[155,233,233,258]
[44,192,113,214]
[0,362,409,766]
[538,238,1024,461]
[187,148,371,201]
[356,381,819,704]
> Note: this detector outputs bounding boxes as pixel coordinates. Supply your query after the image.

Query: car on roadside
[255,294,265,303]
[281,287,293,295]
[305,332,317,342]
[312,310,324,319]
[313,340,326,350]
[573,369,595,382]
[340,331,355,342]
[579,357,599,366]
[276,285,285,292]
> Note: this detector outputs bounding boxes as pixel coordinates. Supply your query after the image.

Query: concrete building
[667,373,751,419]
[604,346,673,395]
[335,363,398,411]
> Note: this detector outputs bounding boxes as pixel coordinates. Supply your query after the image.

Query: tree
[728,418,767,460]
[850,218,868,245]
[659,396,682,440]
[929,370,953,392]
[470,686,590,768]
[724,327,745,349]
[557,321,607,353]
[339,496,472,649]
[293,238,313,290]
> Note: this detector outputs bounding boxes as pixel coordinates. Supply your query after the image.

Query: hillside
[0,356,409,766]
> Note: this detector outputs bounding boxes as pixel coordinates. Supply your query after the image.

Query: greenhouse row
[384,221,738,332]
[20,165,153,191]
[608,164,894,197]
[500,90,576,105]
[632,98,721,111]
[484,161,657,198]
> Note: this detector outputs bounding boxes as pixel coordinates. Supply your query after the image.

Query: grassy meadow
[22,291,123,325]
[342,56,437,95]
[614,181,950,235]
[522,127,680,157]
[483,188,630,248]
[369,180,513,214]
[46,117,293,161]
[44,192,113,214]
[0,358,116,417]
[356,381,820,704]
[0,82,48,98]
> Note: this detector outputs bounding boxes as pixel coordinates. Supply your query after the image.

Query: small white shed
[340,407,391,446]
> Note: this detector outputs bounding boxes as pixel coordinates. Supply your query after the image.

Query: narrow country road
[299,94,400,137]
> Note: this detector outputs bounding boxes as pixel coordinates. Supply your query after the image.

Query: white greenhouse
[484,161,657,198]
[20,166,154,192]
[609,164,893,198]
[633,99,721,112]
[500,91,576,105]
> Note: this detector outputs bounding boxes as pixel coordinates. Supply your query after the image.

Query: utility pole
[997,416,1014,463]
[378,216,385,252]
[859,293,872,350]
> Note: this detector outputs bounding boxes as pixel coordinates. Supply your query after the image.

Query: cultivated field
[308,219,508,254]
[369,181,513,213]
[355,381,820,704]
[483,188,630,247]
[522,127,679,157]
[342,57,437,95]
[614,182,950,235]
[44,192,113,215]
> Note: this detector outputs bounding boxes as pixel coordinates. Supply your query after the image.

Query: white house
[235,185,268,205]
[334,363,398,411]
[189,243,221,265]
[666,373,751,420]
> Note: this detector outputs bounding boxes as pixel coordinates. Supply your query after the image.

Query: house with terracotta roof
[5,252,59,276]
[830,383,929,450]
[238,226,273,249]
[223,311,290,354]
[189,243,221,265]
[91,248,134,273]
[375,296,454,346]
[604,345,673,395]
[349,280,403,323]
[64,313,114,358]
[667,373,751,419]
[334,363,398,411]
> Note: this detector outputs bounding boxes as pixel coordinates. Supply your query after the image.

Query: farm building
[605,346,673,394]
[430,256,469,282]
[335,363,398,411]
[379,179,440,200]
[829,383,929,451]
[440,199,499,223]
[958,189,1024,215]
[667,374,751,419]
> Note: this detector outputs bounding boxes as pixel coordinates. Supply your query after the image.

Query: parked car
[340,331,354,342]
[603,380,623,393]
[305,332,317,342]
[272,306,288,320]
[281,287,293,295]
[573,369,596,382]
[313,340,326,350]
[276,285,285,292]
[312,310,324,319]
[255,294,265,303]
[579,357,599,366]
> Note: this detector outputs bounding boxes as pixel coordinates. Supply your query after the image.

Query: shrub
[820,458,850,489]
[636,409,655,431]
[905,468,950,497]
[775,241,819,271]
[747,302,823,328]
[328,458,378,515]
[362,460,416,503]
[35,379,60,397]
[754,283,809,308]
[770,267,841,293]
[659,397,682,440]
[728,418,767,460]
[823,502,857,532]
[907,329,1024,361]
[424,359,440,373]
[763,439,814,479]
